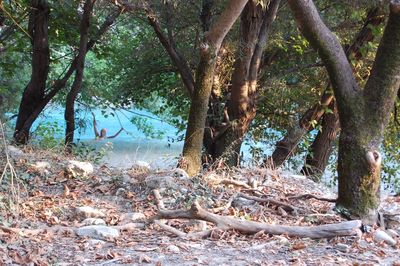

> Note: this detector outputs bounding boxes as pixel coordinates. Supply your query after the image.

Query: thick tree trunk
[14,0,49,144]
[206,0,280,167]
[267,7,384,168]
[288,0,400,222]
[301,99,339,180]
[64,0,94,148]
[180,0,248,176]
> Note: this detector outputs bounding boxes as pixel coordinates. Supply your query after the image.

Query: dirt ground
[1,147,400,265]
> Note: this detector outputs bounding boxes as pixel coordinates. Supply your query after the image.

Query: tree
[268,6,385,170]
[205,0,281,166]
[64,0,94,148]
[288,0,400,222]
[14,0,50,144]
[12,2,121,145]
[179,0,249,176]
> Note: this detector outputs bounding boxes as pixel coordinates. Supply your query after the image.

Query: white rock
[166,244,180,253]
[82,218,106,226]
[131,161,151,171]
[119,212,146,224]
[374,230,397,246]
[76,225,119,240]
[65,160,94,178]
[7,145,23,158]
[173,168,189,179]
[33,161,51,170]
[75,206,105,219]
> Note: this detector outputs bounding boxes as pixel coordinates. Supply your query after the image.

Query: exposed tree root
[236,193,299,213]
[288,193,336,203]
[151,201,362,239]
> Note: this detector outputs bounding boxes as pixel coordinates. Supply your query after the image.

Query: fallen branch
[288,193,336,203]
[151,201,362,239]
[237,193,299,213]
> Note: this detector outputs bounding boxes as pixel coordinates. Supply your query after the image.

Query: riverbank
[1,145,399,265]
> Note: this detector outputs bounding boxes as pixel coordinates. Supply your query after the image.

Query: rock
[131,161,151,172]
[82,218,106,226]
[277,207,288,217]
[272,235,290,245]
[166,244,180,253]
[75,225,119,240]
[7,145,23,158]
[335,243,350,252]
[86,239,106,246]
[173,168,189,179]
[145,175,177,190]
[232,197,256,209]
[119,212,146,224]
[358,240,369,249]
[386,229,399,238]
[65,160,94,178]
[115,188,126,196]
[374,230,397,246]
[75,206,105,219]
[33,161,51,170]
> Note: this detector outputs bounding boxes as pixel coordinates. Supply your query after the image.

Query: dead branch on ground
[150,201,362,239]
[288,193,336,203]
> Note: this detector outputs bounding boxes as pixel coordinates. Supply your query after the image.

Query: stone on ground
[75,225,119,240]
[374,230,397,246]
[65,160,94,178]
[75,206,105,219]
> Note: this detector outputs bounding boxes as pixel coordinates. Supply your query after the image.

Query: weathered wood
[153,201,362,239]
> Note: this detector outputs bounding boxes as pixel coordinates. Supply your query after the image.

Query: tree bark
[13,8,121,145]
[267,7,384,168]
[180,0,248,176]
[220,0,280,166]
[64,0,94,148]
[14,0,50,144]
[287,0,400,223]
[301,99,340,179]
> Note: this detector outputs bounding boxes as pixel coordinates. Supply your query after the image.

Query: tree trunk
[301,99,339,180]
[180,0,248,176]
[64,0,94,148]
[14,0,50,144]
[288,0,400,222]
[207,0,280,167]
[267,6,384,168]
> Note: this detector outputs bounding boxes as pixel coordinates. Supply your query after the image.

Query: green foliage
[130,116,165,139]
[32,121,63,149]
[74,141,113,164]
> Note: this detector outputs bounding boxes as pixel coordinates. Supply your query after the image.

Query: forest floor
[1,145,400,265]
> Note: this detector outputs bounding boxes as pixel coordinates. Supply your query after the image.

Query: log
[152,201,362,239]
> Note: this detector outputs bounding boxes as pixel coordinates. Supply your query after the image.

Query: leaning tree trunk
[267,6,385,168]
[301,99,340,180]
[64,0,94,148]
[180,0,248,176]
[207,0,280,167]
[288,0,400,223]
[14,0,49,144]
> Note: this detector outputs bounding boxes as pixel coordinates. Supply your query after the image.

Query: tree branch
[287,0,360,113]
